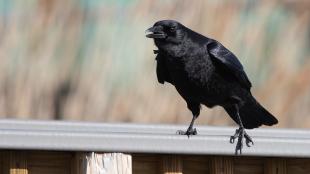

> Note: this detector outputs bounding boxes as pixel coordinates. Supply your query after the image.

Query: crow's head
[146,20,186,48]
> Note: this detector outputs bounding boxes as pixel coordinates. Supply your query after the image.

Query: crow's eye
[170,26,176,32]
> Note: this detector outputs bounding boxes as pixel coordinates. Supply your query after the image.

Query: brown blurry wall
[0,0,309,128]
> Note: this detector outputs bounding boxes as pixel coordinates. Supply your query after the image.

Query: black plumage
[146,20,278,154]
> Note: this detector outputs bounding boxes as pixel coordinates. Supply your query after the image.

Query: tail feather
[224,97,278,129]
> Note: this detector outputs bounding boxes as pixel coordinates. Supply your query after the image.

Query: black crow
[146,20,278,154]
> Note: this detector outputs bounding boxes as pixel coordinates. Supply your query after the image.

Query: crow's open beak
[145,26,166,39]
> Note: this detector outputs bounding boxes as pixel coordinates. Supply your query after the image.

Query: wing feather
[208,40,252,90]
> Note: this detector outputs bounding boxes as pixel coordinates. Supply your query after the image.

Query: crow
[146,20,278,154]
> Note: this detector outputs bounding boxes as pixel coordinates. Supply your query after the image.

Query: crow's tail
[224,97,278,129]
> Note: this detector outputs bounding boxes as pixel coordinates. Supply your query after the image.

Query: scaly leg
[229,104,254,155]
[177,115,198,138]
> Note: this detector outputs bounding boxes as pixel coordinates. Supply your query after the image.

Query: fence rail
[1,119,310,174]
[0,119,310,157]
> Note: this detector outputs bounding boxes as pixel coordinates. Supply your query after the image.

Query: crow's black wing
[207,40,252,90]
[155,52,172,84]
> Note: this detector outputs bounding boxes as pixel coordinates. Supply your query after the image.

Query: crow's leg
[229,104,254,155]
[177,102,200,137]
[177,115,198,137]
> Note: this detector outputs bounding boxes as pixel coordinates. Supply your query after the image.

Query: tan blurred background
[0,0,309,128]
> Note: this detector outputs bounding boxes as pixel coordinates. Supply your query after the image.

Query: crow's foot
[229,127,254,155]
[176,127,197,138]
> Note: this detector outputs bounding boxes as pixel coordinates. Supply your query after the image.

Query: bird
[145,20,278,155]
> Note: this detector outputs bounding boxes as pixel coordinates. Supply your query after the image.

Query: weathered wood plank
[27,151,72,174]
[9,151,28,174]
[211,156,233,174]
[1,151,10,174]
[286,158,310,174]
[265,158,287,174]
[133,155,160,174]
[183,156,210,174]
[83,152,132,174]
[2,150,310,174]
[162,155,182,174]
[234,157,264,174]
[0,151,3,174]
[223,157,233,174]
[73,152,86,174]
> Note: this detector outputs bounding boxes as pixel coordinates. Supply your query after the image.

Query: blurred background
[0,0,309,128]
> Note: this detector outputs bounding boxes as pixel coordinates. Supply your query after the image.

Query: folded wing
[207,40,252,91]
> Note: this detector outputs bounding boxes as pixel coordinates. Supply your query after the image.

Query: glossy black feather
[155,51,172,84]
[207,40,252,90]
[148,20,278,129]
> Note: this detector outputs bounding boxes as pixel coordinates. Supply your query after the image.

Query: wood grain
[161,155,182,174]
[9,151,28,174]
[210,156,233,174]
[0,151,3,174]
[27,151,73,174]
[133,154,160,174]
[73,152,86,174]
[84,152,132,174]
[265,158,287,174]
[183,156,210,174]
[234,157,264,174]
[2,150,310,174]
[286,158,310,174]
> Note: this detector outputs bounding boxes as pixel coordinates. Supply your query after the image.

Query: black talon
[231,127,253,155]
[230,104,254,155]
[245,132,254,147]
[230,128,240,144]
[177,127,197,138]
[230,136,235,143]
[177,112,198,138]
[192,128,197,135]
[236,133,243,155]
[245,140,252,147]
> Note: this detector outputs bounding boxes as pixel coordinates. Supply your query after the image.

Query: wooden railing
[1,120,310,174]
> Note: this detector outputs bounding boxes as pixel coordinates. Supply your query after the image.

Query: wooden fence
[0,120,310,174]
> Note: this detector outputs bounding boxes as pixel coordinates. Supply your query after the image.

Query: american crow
[146,20,278,154]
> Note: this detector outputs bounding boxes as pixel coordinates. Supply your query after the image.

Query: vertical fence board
[73,152,86,174]
[183,156,210,174]
[211,156,233,174]
[2,150,310,174]
[132,155,160,174]
[265,158,287,174]
[211,156,221,174]
[27,151,73,174]
[82,152,132,174]
[234,157,264,174]
[1,151,9,174]
[223,157,233,174]
[162,155,182,174]
[0,151,3,174]
[286,158,310,174]
[9,151,28,174]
